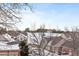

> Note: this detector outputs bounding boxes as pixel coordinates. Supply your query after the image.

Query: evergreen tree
[19,40,29,56]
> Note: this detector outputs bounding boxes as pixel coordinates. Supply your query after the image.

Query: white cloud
[17,10,44,30]
[16,9,79,31]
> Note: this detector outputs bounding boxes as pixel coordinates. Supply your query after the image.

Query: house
[43,36,65,55]
[61,39,79,56]
[36,32,79,56]
[50,32,79,56]
[27,32,65,56]
[0,33,20,56]
[20,32,79,56]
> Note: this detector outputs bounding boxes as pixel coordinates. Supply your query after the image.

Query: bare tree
[64,27,79,56]
[0,3,32,30]
[28,25,54,56]
[0,3,32,56]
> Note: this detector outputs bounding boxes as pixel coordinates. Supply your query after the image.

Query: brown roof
[62,40,79,49]
[7,31,27,37]
[7,31,20,37]
[51,37,62,45]
[44,36,63,45]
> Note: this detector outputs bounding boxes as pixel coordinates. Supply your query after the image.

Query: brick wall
[0,50,20,56]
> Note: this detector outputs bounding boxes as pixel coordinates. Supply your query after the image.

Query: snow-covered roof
[3,33,15,42]
[0,33,19,50]
[0,41,19,50]
[27,32,63,44]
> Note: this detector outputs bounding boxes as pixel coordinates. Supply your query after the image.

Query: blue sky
[17,3,79,30]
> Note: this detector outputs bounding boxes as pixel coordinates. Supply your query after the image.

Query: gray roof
[7,41,19,45]
[62,40,79,49]
[7,31,20,37]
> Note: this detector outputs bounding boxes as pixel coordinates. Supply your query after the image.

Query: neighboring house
[21,32,79,56]
[27,32,63,44]
[27,32,65,56]
[51,32,79,56]
[2,31,77,56]
[43,36,65,55]
[61,39,79,56]
[7,31,28,56]
[0,33,20,56]
[28,32,79,56]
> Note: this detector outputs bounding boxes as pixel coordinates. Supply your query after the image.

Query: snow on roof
[2,33,15,42]
[27,32,63,44]
[0,33,19,50]
[0,41,19,50]
[0,35,9,42]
